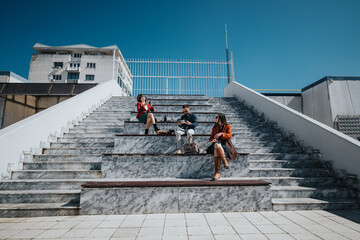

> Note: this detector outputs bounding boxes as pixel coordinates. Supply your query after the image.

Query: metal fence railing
[126,56,234,97]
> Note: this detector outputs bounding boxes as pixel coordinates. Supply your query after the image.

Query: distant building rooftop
[0,71,30,83]
[33,43,120,54]
[302,76,360,92]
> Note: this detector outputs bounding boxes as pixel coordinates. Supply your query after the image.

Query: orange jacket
[209,124,232,142]
[136,102,155,119]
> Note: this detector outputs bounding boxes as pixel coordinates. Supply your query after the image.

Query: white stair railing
[0,80,123,180]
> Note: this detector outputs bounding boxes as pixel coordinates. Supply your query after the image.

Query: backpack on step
[183,136,199,154]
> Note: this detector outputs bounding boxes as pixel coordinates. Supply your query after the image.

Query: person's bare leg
[146,117,151,130]
[148,113,155,124]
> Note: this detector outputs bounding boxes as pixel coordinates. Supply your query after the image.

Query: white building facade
[28,43,132,95]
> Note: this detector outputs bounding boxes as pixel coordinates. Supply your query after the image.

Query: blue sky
[0,0,360,89]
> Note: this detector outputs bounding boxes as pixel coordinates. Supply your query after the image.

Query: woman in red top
[136,94,160,135]
[209,113,232,180]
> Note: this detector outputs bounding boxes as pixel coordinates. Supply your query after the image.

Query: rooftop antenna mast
[225,24,231,84]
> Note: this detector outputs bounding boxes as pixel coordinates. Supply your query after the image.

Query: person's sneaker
[175,149,182,154]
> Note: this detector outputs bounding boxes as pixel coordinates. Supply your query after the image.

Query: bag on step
[183,136,199,154]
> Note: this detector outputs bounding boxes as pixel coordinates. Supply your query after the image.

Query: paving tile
[232,224,261,234]
[186,218,208,226]
[166,213,186,219]
[0,222,16,230]
[188,236,215,240]
[0,229,23,239]
[290,233,322,240]
[74,220,102,229]
[165,218,186,227]
[278,224,309,234]
[214,235,241,240]
[141,218,165,227]
[105,215,127,221]
[120,215,145,227]
[61,228,91,238]
[187,226,212,236]
[0,218,26,223]
[87,228,117,239]
[163,226,187,236]
[301,224,333,234]
[5,222,37,230]
[112,227,140,238]
[163,236,189,240]
[110,237,136,240]
[137,227,163,237]
[239,234,267,240]
[9,229,44,239]
[97,220,123,229]
[256,224,284,234]
[85,215,108,221]
[209,225,236,235]
[50,221,80,229]
[242,212,273,225]
[30,221,58,230]
[34,228,69,239]
[266,233,295,240]
[315,232,350,240]
[145,214,166,219]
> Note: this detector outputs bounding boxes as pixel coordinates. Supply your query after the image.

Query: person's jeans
[176,128,195,151]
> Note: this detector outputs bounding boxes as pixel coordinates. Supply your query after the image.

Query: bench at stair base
[102,153,250,179]
[80,180,272,215]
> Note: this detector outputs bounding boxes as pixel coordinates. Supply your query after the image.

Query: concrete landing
[0,210,359,239]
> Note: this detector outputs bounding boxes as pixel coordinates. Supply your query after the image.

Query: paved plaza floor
[0,210,360,240]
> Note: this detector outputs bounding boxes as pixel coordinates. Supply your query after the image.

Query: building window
[73,53,82,58]
[68,72,79,79]
[87,63,96,68]
[53,62,63,68]
[53,74,62,80]
[86,75,95,81]
[69,63,80,68]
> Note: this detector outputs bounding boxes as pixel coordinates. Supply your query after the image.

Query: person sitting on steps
[209,113,232,181]
[136,94,161,135]
[175,104,198,154]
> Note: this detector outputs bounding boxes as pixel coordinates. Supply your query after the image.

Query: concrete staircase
[0,95,358,217]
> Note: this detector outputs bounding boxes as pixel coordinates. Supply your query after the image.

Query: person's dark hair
[182,104,189,109]
[217,113,228,125]
[137,94,146,102]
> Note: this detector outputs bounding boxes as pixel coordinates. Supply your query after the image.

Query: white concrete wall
[328,80,360,120]
[0,80,123,180]
[302,80,333,127]
[225,81,360,178]
[267,96,302,112]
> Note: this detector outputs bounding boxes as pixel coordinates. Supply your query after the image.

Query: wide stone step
[102,154,249,179]
[0,190,80,204]
[0,179,87,190]
[258,177,344,187]
[135,94,207,99]
[248,153,319,160]
[110,99,210,105]
[75,123,125,128]
[271,186,356,199]
[129,112,246,121]
[50,142,114,148]
[113,134,289,154]
[63,133,116,138]
[272,198,360,211]
[237,146,303,154]
[121,122,278,135]
[249,168,332,177]
[43,148,112,154]
[102,105,213,112]
[57,138,114,143]
[0,203,80,218]
[69,128,123,134]
[80,179,272,214]
[23,161,101,170]
[33,154,102,162]
[249,159,323,168]
[11,170,102,179]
